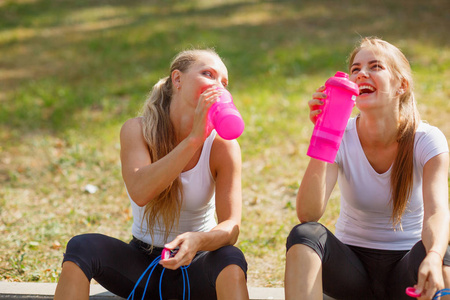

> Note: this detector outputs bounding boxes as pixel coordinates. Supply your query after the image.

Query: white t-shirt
[335,118,449,250]
[128,131,217,247]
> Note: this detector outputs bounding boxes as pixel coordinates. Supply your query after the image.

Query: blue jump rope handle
[127,250,190,300]
[433,288,450,299]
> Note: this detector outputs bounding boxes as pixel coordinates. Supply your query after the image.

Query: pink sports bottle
[208,88,245,140]
[307,71,359,163]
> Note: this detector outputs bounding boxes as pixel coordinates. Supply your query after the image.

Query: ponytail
[139,49,221,247]
[140,76,182,247]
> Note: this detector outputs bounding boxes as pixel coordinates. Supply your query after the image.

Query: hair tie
[428,250,444,262]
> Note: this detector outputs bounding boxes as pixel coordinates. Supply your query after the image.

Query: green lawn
[1,0,449,287]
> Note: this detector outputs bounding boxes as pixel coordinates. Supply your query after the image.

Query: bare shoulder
[212,136,241,157]
[120,117,147,148]
[120,117,144,139]
[121,117,143,134]
[210,136,241,174]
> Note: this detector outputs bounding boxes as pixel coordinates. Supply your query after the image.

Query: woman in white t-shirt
[55,49,248,300]
[285,38,449,300]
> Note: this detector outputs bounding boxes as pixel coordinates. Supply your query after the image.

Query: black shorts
[286,222,450,300]
[62,233,247,299]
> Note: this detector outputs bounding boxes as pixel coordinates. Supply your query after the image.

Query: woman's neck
[170,96,195,143]
[356,113,399,148]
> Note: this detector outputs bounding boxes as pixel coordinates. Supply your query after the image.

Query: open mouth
[359,85,376,95]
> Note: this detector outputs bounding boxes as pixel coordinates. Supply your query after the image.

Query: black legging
[286,222,450,300]
[62,233,247,299]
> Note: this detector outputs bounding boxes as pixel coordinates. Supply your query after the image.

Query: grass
[1,0,449,288]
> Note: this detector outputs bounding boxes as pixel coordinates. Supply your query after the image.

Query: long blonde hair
[140,49,220,246]
[348,37,420,227]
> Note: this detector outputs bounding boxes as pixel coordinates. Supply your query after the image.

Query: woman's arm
[120,88,220,206]
[205,137,242,248]
[120,117,203,207]
[296,158,338,222]
[416,152,450,298]
[160,137,242,269]
[295,85,339,223]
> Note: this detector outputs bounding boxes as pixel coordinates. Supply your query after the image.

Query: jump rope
[127,248,190,300]
[406,287,450,299]
[125,248,450,300]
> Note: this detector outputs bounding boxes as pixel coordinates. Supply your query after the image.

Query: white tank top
[129,131,217,247]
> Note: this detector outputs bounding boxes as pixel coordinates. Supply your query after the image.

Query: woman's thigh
[287,222,376,300]
[183,245,248,299]
[63,233,159,298]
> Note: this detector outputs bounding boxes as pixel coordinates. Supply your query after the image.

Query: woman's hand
[159,232,203,270]
[418,153,449,299]
[415,253,444,300]
[308,86,327,124]
[189,86,222,141]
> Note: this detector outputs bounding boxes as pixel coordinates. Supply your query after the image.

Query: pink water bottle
[307,72,359,163]
[208,88,245,140]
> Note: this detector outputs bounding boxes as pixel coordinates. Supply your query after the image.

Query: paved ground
[0,281,336,299]
[0,282,283,300]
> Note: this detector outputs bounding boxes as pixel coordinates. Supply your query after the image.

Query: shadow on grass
[1,0,448,135]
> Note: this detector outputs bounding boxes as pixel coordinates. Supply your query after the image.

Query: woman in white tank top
[285,38,449,299]
[55,49,248,300]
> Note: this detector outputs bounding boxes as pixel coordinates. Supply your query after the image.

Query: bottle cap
[325,72,359,95]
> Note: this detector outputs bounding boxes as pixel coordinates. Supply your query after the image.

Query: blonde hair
[348,37,421,228]
[140,49,220,246]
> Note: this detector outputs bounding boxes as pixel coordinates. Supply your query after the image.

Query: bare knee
[60,261,89,282]
[287,244,319,260]
[216,265,248,300]
[55,262,90,300]
[216,264,246,284]
[62,261,81,271]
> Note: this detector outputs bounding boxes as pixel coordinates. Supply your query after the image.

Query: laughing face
[349,48,402,111]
